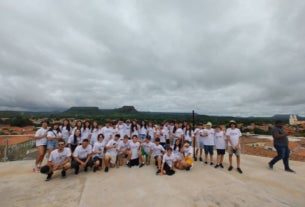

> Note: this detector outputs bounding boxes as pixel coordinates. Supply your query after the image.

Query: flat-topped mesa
[116,106,138,113]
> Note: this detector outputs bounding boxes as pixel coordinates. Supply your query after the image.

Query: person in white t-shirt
[178,141,194,171]
[124,120,132,138]
[104,134,120,173]
[46,122,62,159]
[184,124,194,145]
[147,122,155,142]
[214,125,226,169]
[127,135,144,168]
[139,121,148,140]
[202,122,215,165]
[92,134,106,172]
[118,135,131,166]
[72,139,93,175]
[60,119,72,144]
[33,120,48,172]
[141,135,154,165]
[152,138,165,175]
[172,138,183,168]
[40,139,71,181]
[68,129,81,153]
[226,120,243,174]
[193,125,202,161]
[90,121,100,146]
[81,121,92,141]
[160,147,176,176]
[101,122,115,144]
[174,123,184,145]
[116,121,126,139]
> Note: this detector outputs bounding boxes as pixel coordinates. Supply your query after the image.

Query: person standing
[226,120,243,174]
[268,121,295,173]
[33,120,48,172]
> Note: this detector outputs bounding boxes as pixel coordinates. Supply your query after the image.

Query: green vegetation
[9,116,33,127]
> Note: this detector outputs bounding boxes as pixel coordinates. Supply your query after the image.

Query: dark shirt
[271,126,288,146]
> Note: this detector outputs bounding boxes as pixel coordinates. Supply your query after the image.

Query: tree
[10,116,33,127]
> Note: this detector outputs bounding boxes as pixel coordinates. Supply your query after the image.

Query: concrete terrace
[0,154,305,207]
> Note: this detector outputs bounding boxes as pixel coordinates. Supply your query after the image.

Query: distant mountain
[63,106,138,116]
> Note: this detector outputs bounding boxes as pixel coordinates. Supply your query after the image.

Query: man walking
[269,121,295,173]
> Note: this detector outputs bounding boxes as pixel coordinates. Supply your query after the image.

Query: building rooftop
[0,154,304,207]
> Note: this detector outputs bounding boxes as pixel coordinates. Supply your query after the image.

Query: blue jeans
[269,145,290,169]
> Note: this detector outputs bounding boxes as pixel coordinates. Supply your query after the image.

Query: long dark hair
[185,124,192,137]
[49,123,61,133]
[91,121,98,132]
[73,129,81,145]
[63,119,71,132]
[173,139,182,151]
[140,121,147,129]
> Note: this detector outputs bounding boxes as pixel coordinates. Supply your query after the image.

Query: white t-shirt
[49,148,71,165]
[147,127,155,140]
[226,128,242,147]
[47,130,62,141]
[73,145,92,159]
[202,128,215,146]
[159,129,166,143]
[162,127,170,140]
[129,141,140,159]
[175,128,184,139]
[81,128,91,141]
[124,124,131,137]
[93,141,105,158]
[184,130,194,142]
[68,135,81,146]
[214,131,226,149]
[118,140,131,152]
[162,153,176,168]
[90,128,99,146]
[106,139,119,155]
[142,141,154,154]
[117,124,126,138]
[102,127,115,142]
[183,146,193,157]
[151,143,165,157]
[61,126,71,142]
[172,145,183,160]
[35,127,48,146]
[140,126,147,135]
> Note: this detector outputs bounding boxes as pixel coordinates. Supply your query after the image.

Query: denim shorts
[47,140,57,150]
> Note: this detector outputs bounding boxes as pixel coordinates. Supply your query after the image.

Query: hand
[80,162,86,167]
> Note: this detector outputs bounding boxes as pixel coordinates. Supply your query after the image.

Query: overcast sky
[0,0,305,116]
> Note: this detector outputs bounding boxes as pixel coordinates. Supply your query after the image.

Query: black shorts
[130,158,139,166]
[216,149,225,155]
[204,145,214,155]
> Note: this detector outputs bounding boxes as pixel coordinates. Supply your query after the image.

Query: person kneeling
[160,147,176,176]
[92,134,105,172]
[72,139,93,175]
[40,139,71,181]
[104,134,120,172]
[178,141,193,171]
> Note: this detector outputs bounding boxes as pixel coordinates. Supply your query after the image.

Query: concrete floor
[0,154,304,207]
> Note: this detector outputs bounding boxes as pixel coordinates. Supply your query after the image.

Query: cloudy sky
[0,0,305,116]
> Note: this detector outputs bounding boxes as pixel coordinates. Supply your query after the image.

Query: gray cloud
[0,0,305,116]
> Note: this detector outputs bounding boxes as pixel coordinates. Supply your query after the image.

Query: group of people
[34,119,295,181]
